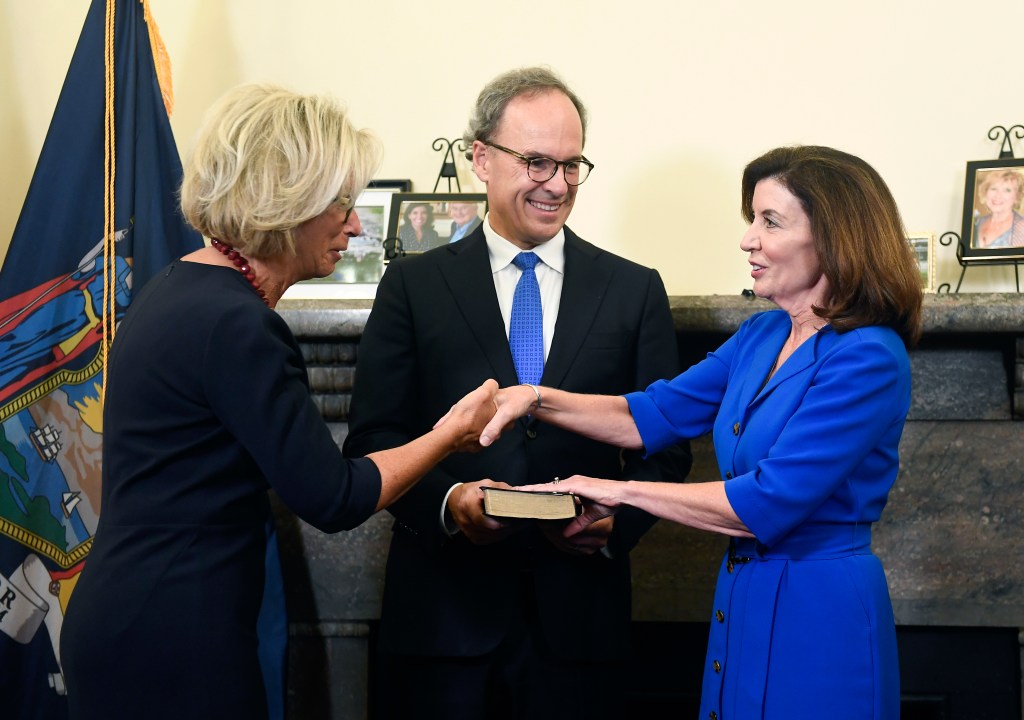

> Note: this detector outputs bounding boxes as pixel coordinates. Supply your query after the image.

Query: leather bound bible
[481,487,580,520]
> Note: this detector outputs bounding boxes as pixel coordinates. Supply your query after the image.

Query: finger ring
[552,477,560,484]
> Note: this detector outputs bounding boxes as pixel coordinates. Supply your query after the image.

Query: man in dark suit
[344,66,691,720]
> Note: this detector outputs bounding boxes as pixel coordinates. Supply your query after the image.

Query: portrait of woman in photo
[397,201,441,252]
[971,168,1024,249]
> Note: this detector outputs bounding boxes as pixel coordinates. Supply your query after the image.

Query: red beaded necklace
[210,238,269,306]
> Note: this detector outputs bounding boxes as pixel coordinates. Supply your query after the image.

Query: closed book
[481,487,580,520]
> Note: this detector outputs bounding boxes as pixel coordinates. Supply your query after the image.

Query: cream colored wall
[2,0,1022,295]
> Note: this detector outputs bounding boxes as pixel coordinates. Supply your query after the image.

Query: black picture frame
[386,193,487,257]
[368,179,413,192]
[960,159,1024,260]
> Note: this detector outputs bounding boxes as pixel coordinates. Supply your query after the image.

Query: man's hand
[448,480,524,544]
[539,514,614,556]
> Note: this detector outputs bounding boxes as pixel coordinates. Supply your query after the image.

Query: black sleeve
[206,306,382,533]
[343,260,464,540]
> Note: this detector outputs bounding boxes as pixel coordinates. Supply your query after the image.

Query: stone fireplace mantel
[273,292,1023,717]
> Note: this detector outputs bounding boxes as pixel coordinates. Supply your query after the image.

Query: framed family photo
[960,159,1024,260]
[282,187,399,299]
[386,193,487,256]
[905,232,935,292]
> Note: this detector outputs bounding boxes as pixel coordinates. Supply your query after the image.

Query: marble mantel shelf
[272,289,1023,632]
[276,292,1024,336]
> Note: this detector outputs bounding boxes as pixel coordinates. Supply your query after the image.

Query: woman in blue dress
[478,145,923,719]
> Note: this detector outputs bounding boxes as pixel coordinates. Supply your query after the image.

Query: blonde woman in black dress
[60,84,497,720]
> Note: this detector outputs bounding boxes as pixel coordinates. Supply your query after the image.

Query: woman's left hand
[520,475,622,540]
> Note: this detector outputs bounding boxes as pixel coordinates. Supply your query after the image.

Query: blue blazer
[626,309,910,718]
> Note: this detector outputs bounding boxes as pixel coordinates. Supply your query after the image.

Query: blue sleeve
[625,329,739,456]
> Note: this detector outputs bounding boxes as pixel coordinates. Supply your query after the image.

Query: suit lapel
[541,230,611,389]
[437,228,519,386]
[437,227,616,391]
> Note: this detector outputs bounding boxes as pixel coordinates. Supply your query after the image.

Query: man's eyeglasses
[483,141,594,186]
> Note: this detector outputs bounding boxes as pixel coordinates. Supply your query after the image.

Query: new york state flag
[0,2,202,716]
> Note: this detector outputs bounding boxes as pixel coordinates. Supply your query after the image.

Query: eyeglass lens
[527,158,590,185]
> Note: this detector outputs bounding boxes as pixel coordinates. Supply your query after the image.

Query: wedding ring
[552,477,560,484]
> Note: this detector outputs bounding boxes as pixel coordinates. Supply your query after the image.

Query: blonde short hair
[180,83,382,259]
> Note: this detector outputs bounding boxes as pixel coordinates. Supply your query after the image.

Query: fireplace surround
[274,292,1023,719]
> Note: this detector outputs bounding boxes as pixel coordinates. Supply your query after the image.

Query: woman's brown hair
[741,145,922,346]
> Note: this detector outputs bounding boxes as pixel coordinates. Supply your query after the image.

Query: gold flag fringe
[140,0,174,116]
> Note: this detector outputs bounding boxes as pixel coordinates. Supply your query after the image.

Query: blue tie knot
[513,252,539,271]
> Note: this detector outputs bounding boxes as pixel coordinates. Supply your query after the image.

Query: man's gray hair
[463,66,588,160]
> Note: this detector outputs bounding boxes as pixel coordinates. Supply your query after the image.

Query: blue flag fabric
[0,2,205,717]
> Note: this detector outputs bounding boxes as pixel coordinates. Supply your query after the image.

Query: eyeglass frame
[482,141,595,186]
[334,194,354,224]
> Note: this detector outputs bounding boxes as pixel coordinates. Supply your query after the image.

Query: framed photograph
[282,188,396,299]
[959,159,1024,260]
[386,193,487,256]
[906,232,935,292]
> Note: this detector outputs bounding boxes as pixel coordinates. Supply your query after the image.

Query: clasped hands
[435,382,542,451]
[438,383,616,554]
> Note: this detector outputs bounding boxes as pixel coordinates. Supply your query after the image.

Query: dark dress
[61,261,381,720]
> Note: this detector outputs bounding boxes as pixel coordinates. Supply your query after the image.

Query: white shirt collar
[482,213,565,275]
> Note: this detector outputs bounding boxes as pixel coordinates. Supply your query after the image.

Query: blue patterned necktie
[509,252,543,385]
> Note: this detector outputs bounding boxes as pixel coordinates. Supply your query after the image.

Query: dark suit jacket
[344,226,691,661]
